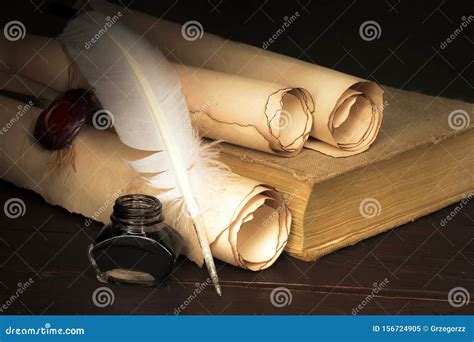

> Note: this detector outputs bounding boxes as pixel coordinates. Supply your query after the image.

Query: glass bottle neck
[111,194,165,234]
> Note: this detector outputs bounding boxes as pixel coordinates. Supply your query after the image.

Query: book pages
[0,96,290,270]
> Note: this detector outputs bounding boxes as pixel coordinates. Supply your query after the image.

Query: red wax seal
[34,89,93,150]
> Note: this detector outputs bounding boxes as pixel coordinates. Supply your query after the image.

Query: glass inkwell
[88,194,182,286]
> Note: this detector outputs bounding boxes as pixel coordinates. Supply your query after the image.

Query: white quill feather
[59,11,223,294]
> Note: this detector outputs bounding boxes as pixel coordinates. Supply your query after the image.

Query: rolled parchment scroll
[91,0,384,157]
[0,34,313,157]
[178,66,313,157]
[0,96,290,270]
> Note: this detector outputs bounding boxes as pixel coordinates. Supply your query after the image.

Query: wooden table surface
[0,179,472,315]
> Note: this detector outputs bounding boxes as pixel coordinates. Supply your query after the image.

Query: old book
[218,86,473,260]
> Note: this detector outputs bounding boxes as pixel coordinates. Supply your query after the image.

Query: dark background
[1,0,473,102]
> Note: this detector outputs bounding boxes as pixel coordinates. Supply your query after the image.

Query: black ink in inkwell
[89,194,182,286]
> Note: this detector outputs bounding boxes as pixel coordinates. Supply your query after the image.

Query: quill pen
[59,12,222,295]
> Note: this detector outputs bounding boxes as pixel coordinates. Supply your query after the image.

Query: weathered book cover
[218,86,473,260]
